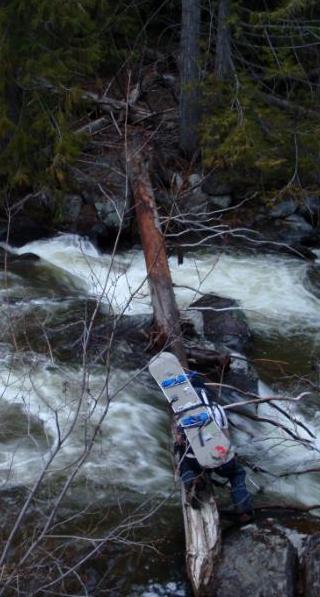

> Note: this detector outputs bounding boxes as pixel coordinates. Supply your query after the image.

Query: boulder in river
[190,294,251,352]
[304,263,320,299]
[215,523,298,597]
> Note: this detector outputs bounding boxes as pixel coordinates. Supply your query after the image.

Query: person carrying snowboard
[174,373,253,523]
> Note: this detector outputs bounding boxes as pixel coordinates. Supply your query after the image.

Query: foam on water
[229,380,320,507]
[0,234,319,506]
[6,234,320,335]
[0,359,172,494]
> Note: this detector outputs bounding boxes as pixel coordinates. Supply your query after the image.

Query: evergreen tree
[0,0,142,191]
[201,0,320,196]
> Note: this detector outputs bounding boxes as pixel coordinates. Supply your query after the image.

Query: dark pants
[179,455,252,513]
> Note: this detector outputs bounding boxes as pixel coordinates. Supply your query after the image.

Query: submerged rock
[0,248,40,267]
[304,264,320,299]
[215,524,298,597]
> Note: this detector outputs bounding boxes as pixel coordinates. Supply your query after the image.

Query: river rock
[183,191,208,215]
[302,534,320,597]
[71,152,133,245]
[190,294,251,352]
[297,196,320,227]
[215,524,298,597]
[270,198,297,219]
[208,194,232,210]
[188,172,202,191]
[255,215,318,250]
[32,305,153,368]
[201,172,232,197]
[304,264,320,298]
[284,213,314,233]
[0,248,40,267]
[0,214,52,247]
[60,194,82,225]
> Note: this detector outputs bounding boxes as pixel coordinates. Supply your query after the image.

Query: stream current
[0,234,319,594]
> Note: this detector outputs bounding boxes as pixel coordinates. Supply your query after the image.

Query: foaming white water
[2,235,138,309]
[0,359,172,494]
[6,234,320,334]
[229,380,320,508]
[171,253,320,334]
[1,354,319,506]
[0,234,319,506]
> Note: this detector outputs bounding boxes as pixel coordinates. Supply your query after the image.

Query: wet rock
[220,352,259,407]
[60,194,82,225]
[190,294,251,352]
[76,203,99,236]
[215,524,298,597]
[27,305,153,368]
[284,213,314,233]
[183,175,208,214]
[68,151,133,246]
[12,252,40,262]
[201,173,232,197]
[270,198,297,219]
[297,196,320,227]
[180,309,204,337]
[0,248,40,267]
[171,172,183,192]
[183,192,208,215]
[304,264,320,298]
[0,190,55,246]
[188,173,202,191]
[208,194,232,210]
[94,195,131,231]
[255,216,318,251]
[302,534,320,597]
[0,402,52,449]
[0,215,52,247]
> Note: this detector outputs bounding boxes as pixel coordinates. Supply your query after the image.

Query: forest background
[1,0,320,219]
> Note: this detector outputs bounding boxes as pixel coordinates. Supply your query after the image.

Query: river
[0,234,319,595]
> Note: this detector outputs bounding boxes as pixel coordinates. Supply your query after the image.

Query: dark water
[0,239,319,595]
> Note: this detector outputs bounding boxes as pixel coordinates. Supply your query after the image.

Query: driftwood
[128,130,220,596]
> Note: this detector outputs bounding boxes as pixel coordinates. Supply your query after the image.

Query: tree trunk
[215,0,233,81]
[180,0,201,156]
[128,130,221,595]
[128,131,186,364]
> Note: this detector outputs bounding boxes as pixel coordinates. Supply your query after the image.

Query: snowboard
[149,351,234,468]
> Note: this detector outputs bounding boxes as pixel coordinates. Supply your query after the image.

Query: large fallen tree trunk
[128,130,220,596]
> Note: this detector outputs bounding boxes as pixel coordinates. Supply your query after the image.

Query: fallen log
[128,130,221,596]
[128,130,185,364]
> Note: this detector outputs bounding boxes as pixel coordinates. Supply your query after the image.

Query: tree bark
[215,0,233,81]
[128,131,186,365]
[128,130,221,595]
[180,0,201,155]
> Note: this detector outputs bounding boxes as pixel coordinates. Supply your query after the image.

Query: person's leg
[179,456,203,491]
[214,457,253,514]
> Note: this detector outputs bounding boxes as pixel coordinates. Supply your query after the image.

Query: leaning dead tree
[128,130,220,596]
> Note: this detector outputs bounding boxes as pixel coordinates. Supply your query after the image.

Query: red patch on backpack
[214,445,227,456]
